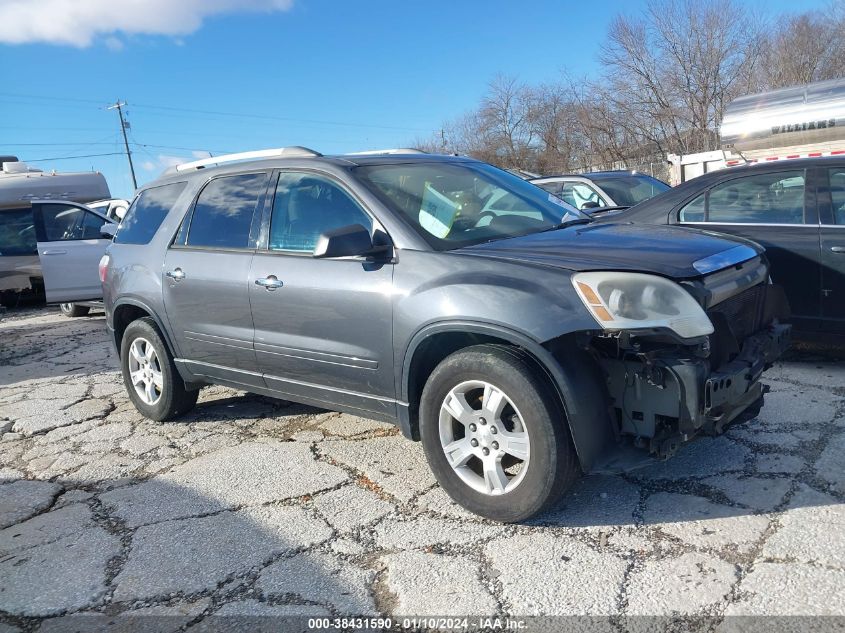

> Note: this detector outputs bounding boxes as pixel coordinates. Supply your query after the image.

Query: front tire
[419,344,580,522]
[59,303,90,317]
[121,318,198,421]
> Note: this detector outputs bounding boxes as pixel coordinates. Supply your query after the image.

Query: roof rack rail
[345,148,427,156]
[172,146,322,173]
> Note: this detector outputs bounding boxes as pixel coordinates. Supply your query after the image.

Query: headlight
[572,272,713,339]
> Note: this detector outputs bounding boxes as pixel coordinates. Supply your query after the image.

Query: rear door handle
[255,275,283,290]
[166,268,186,281]
[831,246,845,253]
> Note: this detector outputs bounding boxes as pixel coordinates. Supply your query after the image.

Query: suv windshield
[355,161,586,250]
[594,174,669,207]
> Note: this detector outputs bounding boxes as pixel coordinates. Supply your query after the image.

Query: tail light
[99,254,110,284]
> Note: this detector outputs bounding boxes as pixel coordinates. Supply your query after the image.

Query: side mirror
[114,206,127,221]
[100,223,117,239]
[313,224,373,259]
[581,201,602,210]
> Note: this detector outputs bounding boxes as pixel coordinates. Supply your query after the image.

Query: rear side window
[186,173,267,249]
[115,182,187,245]
[0,208,36,256]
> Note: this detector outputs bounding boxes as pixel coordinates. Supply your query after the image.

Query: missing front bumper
[601,322,791,457]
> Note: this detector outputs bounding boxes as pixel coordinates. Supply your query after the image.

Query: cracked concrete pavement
[1,306,844,629]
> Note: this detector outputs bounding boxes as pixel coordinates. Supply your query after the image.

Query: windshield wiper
[538,217,594,233]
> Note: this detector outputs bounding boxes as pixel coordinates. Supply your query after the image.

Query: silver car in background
[531,171,670,212]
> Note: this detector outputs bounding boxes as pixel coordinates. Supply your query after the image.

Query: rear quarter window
[114,182,188,245]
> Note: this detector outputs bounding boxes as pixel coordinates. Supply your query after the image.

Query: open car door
[34,201,115,303]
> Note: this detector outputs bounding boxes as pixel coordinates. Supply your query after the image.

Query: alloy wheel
[438,380,530,495]
[127,337,163,405]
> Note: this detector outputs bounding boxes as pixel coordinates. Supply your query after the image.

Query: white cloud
[140,154,185,172]
[0,0,294,47]
[140,151,213,172]
[104,36,123,51]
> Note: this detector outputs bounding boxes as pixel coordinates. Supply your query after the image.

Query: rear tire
[59,303,90,318]
[419,344,580,522]
[0,291,19,308]
[121,317,198,421]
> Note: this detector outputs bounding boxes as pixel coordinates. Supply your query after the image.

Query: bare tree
[473,74,537,168]
[757,5,845,89]
[420,0,841,177]
[528,82,589,174]
[595,0,758,156]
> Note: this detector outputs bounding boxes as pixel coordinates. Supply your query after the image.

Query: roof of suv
[148,151,476,189]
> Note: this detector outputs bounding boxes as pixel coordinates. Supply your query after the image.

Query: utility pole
[107,100,137,190]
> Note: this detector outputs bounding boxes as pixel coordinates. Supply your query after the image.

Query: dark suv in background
[93,148,790,521]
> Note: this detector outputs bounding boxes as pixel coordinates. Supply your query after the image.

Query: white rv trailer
[0,158,113,300]
[0,158,111,204]
[667,78,845,185]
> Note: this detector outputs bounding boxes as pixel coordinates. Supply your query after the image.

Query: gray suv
[100,147,790,522]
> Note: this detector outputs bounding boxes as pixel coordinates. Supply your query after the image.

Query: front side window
[39,204,107,241]
[269,173,372,253]
[678,194,705,222]
[186,172,268,249]
[115,182,186,245]
[559,182,607,209]
[680,171,805,225]
[0,208,36,255]
[355,161,585,250]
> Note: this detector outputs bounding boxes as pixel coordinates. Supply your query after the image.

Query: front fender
[399,320,613,473]
[393,250,611,470]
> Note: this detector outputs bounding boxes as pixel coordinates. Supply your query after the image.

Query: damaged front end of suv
[567,245,790,462]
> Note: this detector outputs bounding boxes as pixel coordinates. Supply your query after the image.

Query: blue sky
[0,0,829,199]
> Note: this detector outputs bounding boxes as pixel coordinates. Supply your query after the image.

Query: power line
[0,90,436,133]
[0,91,105,105]
[3,141,119,146]
[132,142,233,154]
[24,152,125,162]
[0,126,111,132]
[130,102,434,132]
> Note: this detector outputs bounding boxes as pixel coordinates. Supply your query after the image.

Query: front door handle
[255,275,283,291]
[831,246,845,254]
[41,249,67,256]
[166,268,186,281]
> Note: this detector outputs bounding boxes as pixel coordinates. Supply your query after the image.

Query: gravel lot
[1,307,844,629]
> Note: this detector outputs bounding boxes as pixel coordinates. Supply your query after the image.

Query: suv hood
[458,222,762,279]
